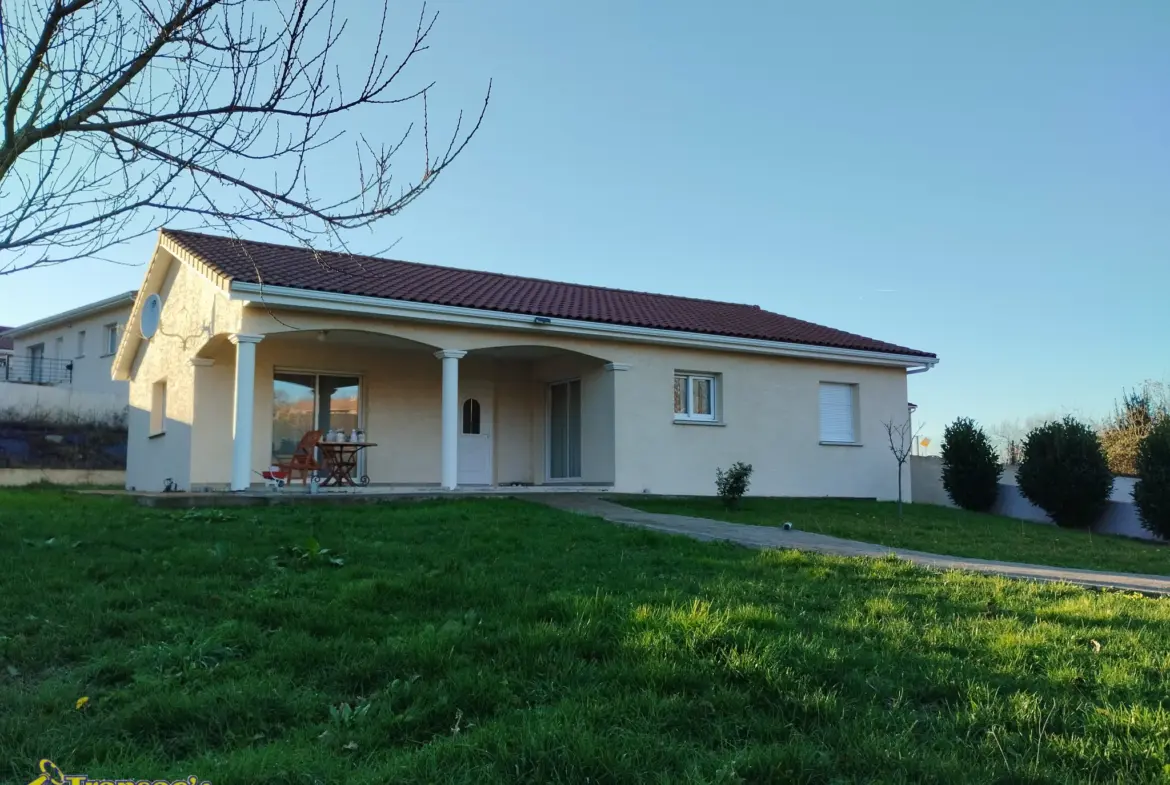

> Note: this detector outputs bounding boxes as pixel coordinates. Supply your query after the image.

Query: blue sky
[3,1,1167,447]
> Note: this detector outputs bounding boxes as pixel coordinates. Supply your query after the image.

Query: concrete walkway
[538,496,1170,596]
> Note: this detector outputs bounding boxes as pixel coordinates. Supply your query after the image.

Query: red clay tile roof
[0,328,12,351]
[163,230,935,359]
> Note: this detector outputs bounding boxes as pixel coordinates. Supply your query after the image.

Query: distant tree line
[987,380,1168,476]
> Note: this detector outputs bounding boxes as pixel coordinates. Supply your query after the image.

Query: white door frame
[458,382,494,485]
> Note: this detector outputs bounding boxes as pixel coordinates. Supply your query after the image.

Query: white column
[229,334,264,491]
[435,349,467,490]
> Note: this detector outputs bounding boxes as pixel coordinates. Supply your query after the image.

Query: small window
[462,398,481,434]
[54,336,64,359]
[103,323,118,356]
[819,382,858,443]
[150,380,167,436]
[76,330,86,358]
[674,373,718,422]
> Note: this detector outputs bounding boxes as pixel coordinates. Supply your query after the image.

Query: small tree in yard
[1134,418,1170,540]
[715,462,753,510]
[1016,417,1113,528]
[940,417,1002,512]
[884,417,921,518]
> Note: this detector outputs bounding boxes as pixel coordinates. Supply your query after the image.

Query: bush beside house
[1016,417,1113,528]
[715,462,753,509]
[940,417,1001,512]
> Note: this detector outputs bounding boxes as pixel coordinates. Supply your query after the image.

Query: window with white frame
[76,330,86,358]
[819,382,858,443]
[673,372,718,422]
[103,323,118,356]
[150,380,167,436]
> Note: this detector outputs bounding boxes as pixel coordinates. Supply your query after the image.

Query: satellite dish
[140,293,163,339]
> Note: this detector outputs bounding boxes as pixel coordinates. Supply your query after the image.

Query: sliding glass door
[318,375,360,434]
[548,379,581,480]
[272,372,361,463]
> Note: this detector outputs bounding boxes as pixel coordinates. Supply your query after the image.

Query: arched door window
[462,398,481,434]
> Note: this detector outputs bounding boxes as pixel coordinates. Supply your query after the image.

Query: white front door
[458,385,493,485]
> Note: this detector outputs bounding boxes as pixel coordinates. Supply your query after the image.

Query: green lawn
[2,490,1169,784]
[618,496,1170,576]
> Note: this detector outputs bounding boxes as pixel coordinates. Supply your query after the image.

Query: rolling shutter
[819,383,856,443]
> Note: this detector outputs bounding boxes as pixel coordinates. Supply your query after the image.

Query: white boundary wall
[0,469,125,486]
[0,383,125,423]
[910,456,1155,541]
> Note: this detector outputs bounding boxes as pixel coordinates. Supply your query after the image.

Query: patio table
[318,442,376,487]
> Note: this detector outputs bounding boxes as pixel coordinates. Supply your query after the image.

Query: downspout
[908,402,919,456]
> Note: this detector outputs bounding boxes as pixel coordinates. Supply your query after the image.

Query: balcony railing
[0,355,73,385]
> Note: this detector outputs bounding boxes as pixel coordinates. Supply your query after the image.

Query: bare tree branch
[0,0,490,275]
[884,413,923,518]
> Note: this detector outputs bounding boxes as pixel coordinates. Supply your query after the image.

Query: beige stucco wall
[496,376,536,484]
[190,359,235,486]
[126,273,916,499]
[232,308,912,499]
[232,337,606,488]
[10,303,133,400]
[607,344,910,499]
[124,253,242,491]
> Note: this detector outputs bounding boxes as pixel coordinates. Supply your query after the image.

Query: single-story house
[114,229,937,496]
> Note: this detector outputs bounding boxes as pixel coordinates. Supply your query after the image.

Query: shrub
[940,417,1002,512]
[1134,418,1170,540]
[715,462,753,509]
[1099,382,1169,476]
[1016,417,1113,528]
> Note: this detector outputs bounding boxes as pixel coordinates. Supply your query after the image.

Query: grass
[618,496,1170,577]
[1,489,1169,784]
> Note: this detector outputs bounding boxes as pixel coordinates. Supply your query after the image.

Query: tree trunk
[897,462,904,518]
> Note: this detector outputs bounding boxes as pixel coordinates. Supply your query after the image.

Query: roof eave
[112,231,240,381]
[229,282,938,369]
[4,291,136,339]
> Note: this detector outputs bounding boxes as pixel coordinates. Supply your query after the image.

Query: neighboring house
[0,328,13,358]
[115,229,938,494]
[2,292,136,397]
